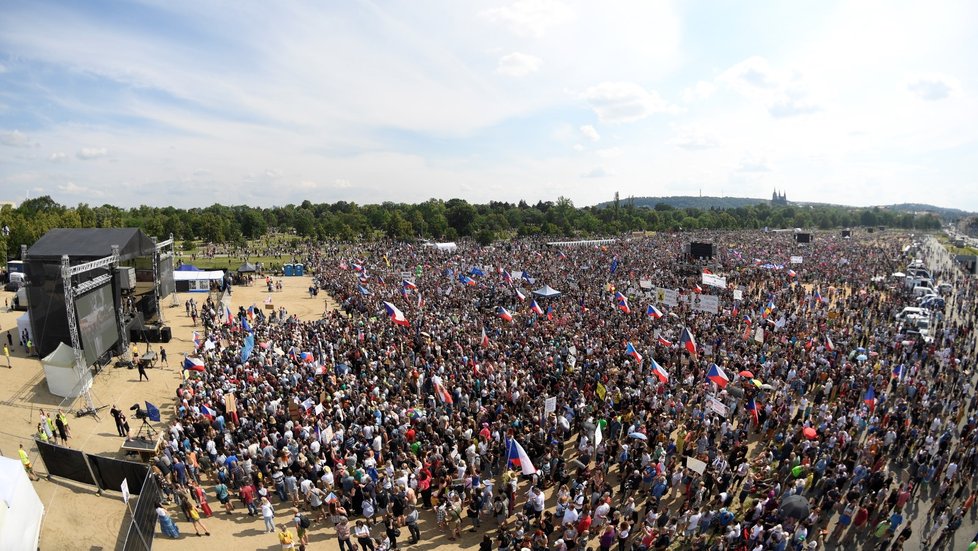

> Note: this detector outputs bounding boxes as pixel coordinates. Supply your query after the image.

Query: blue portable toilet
[294,263,304,276]
[283,263,294,276]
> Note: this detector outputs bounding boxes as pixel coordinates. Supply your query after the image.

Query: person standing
[261,496,276,533]
[110,405,126,436]
[55,414,70,447]
[156,503,180,539]
[18,444,39,481]
[3,343,10,368]
[159,347,168,367]
[137,359,150,381]
[277,523,296,550]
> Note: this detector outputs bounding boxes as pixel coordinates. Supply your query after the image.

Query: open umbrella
[750,379,763,388]
[802,427,817,440]
[856,354,868,362]
[759,383,774,390]
[628,432,648,441]
[739,370,754,378]
[891,272,906,278]
[779,494,811,519]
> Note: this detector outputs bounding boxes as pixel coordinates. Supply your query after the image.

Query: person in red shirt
[577,507,593,535]
[241,484,258,516]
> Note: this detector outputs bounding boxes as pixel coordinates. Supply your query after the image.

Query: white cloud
[737,153,773,173]
[719,56,822,118]
[669,127,720,150]
[57,181,104,196]
[49,152,67,162]
[76,147,108,160]
[906,74,959,101]
[582,82,677,124]
[579,124,600,142]
[480,0,574,37]
[681,80,716,103]
[496,52,543,77]
[582,166,611,178]
[0,130,32,148]
[596,147,622,159]
[572,144,585,152]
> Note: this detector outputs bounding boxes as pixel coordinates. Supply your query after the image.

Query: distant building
[771,189,788,206]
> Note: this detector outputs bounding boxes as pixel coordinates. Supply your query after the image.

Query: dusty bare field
[0,276,332,550]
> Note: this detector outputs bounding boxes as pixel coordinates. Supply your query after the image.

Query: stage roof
[26,228,157,262]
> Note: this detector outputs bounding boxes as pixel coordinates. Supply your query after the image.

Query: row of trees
[1,195,940,262]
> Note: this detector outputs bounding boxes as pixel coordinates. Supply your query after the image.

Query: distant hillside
[596,196,770,210]
[594,196,972,219]
[880,203,972,221]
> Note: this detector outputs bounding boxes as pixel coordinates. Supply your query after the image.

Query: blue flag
[610,257,619,274]
[240,332,255,363]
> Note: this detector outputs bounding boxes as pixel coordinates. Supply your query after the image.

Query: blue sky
[1,0,976,210]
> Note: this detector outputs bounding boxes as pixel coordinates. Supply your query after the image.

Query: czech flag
[679,328,698,356]
[417,293,425,309]
[383,301,410,326]
[864,386,877,412]
[515,288,526,302]
[545,305,555,320]
[358,284,371,296]
[502,270,513,285]
[192,331,203,349]
[247,305,256,322]
[224,305,233,325]
[507,438,537,475]
[614,291,631,314]
[707,363,729,388]
[480,326,490,348]
[825,335,835,352]
[496,306,514,322]
[892,364,903,380]
[650,357,669,383]
[199,404,217,419]
[743,314,752,325]
[786,269,797,278]
[299,351,315,363]
[694,284,703,294]
[183,356,205,372]
[814,289,823,303]
[530,300,544,315]
[352,263,364,273]
[746,398,759,424]
[434,382,454,404]
[402,279,417,290]
[459,274,477,286]
[521,271,534,284]
[646,305,663,319]
[657,336,673,347]
[625,342,643,364]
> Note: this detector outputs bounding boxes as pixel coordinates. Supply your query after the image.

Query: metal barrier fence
[34,439,155,550]
[122,473,160,551]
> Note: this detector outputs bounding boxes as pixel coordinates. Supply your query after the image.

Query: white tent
[16,312,32,343]
[42,342,90,398]
[532,285,561,298]
[174,269,225,292]
[0,456,44,551]
[423,242,457,252]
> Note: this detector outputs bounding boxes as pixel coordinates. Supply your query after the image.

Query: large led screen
[76,284,120,365]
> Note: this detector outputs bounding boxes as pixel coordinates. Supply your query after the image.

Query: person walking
[160,346,168,366]
[186,498,211,536]
[261,496,276,533]
[156,503,180,539]
[137,359,149,381]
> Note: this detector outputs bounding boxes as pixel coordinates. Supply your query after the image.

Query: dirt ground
[0,275,333,550]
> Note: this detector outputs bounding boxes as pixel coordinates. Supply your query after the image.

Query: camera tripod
[135,416,158,439]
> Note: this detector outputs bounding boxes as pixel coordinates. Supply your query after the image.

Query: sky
[1,0,977,211]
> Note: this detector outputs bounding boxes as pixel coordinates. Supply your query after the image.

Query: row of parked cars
[894,260,951,344]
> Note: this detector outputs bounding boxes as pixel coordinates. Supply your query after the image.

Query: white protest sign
[683,294,720,314]
[655,287,679,307]
[790,256,803,264]
[544,396,557,415]
[754,327,765,343]
[314,403,325,416]
[121,478,131,504]
[639,279,653,290]
[686,457,707,474]
[702,273,727,289]
[733,289,744,301]
[707,397,728,417]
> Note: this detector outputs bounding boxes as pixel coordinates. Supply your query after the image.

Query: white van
[895,307,928,322]
[913,285,936,297]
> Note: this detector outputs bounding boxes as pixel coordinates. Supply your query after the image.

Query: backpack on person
[299,515,311,529]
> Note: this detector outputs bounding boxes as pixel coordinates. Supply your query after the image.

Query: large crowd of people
[149,230,978,550]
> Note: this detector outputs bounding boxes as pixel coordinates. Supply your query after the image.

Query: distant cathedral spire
[772,188,787,205]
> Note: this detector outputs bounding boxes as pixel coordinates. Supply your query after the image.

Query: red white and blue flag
[497,306,513,322]
[679,327,698,356]
[199,404,217,418]
[625,342,643,364]
[402,279,417,290]
[825,335,835,352]
[650,357,669,383]
[507,438,537,475]
[383,301,410,326]
[707,363,729,388]
[480,326,490,348]
[183,356,205,372]
[746,398,759,424]
[192,331,203,349]
[646,305,663,319]
[530,300,544,316]
[614,291,631,314]
[515,288,526,302]
[864,386,877,412]
[657,336,673,347]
